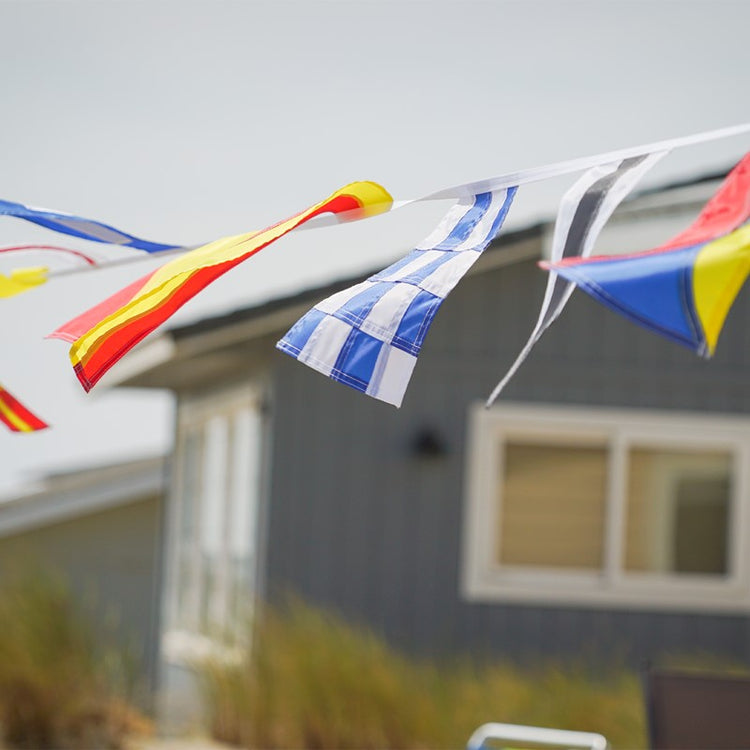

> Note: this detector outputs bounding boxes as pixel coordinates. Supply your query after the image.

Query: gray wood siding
[0,495,163,687]
[264,256,750,666]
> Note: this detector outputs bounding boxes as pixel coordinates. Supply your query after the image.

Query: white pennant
[485,150,668,407]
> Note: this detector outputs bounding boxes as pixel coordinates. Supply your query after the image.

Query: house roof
[0,455,167,539]
[106,164,733,391]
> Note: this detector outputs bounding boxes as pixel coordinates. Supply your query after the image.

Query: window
[164,384,264,659]
[624,449,730,576]
[498,441,607,569]
[463,404,750,611]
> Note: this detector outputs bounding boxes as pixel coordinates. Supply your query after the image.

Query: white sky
[2,0,750,494]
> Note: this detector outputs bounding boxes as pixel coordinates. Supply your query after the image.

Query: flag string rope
[274,124,750,409]
[8,121,750,285]
[3,122,750,430]
[25,122,750,407]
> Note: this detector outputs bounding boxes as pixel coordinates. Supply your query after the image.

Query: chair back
[645,668,750,749]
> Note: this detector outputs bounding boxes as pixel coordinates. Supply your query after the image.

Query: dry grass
[196,600,646,750]
[0,569,151,749]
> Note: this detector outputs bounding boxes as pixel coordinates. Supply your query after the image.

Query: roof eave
[108,222,545,390]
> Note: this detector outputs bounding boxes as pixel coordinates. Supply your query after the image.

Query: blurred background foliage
[197,599,647,750]
[0,567,150,749]
[2,571,744,750]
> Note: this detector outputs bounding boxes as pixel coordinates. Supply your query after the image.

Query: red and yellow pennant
[0,384,49,432]
[545,152,750,357]
[50,182,393,391]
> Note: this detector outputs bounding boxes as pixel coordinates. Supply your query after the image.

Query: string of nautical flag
[4,122,749,290]
[2,121,750,432]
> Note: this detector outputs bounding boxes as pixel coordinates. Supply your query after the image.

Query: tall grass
[0,569,151,749]
[197,600,646,749]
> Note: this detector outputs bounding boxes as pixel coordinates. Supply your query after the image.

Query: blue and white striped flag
[277,187,517,407]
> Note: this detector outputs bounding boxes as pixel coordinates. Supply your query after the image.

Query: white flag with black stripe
[486,150,668,406]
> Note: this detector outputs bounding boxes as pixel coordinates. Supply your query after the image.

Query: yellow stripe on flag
[0,395,32,431]
[693,224,750,354]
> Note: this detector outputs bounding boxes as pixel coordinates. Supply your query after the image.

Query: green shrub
[0,570,151,749]
[196,600,646,749]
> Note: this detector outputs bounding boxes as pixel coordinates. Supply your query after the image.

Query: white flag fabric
[485,151,668,406]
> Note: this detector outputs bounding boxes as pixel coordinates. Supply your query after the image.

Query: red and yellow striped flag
[50,181,393,391]
[0,384,49,432]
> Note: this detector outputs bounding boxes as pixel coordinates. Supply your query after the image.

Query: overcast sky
[2,0,750,494]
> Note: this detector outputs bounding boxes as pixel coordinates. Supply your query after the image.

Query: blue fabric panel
[121,237,178,253]
[433,192,493,251]
[392,289,443,354]
[0,199,57,219]
[554,244,705,351]
[485,187,518,245]
[277,308,327,355]
[331,328,383,391]
[371,249,425,282]
[396,252,456,288]
[370,249,452,287]
[330,282,392,328]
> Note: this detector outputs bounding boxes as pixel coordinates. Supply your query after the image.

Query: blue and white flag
[277,187,517,407]
[0,198,178,253]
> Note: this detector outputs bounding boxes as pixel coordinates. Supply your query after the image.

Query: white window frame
[163,382,264,664]
[462,402,750,613]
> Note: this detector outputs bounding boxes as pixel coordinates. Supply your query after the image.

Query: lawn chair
[644,667,750,749]
[467,722,608,750]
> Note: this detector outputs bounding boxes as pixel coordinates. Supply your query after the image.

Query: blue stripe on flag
[484,187,517,246]
[330,328,383,392]
[396,252,456,288]
[392,289,443,354]
[0,198,177,253]
[330,281,391,328]
[433,192,493,251]
[276,308,326,355]
[371,250,424,282]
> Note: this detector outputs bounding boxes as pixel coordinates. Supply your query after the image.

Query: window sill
[463,567,750,613]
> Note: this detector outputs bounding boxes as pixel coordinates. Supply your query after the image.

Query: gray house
[0,456,167,689]
[113,168,750,721]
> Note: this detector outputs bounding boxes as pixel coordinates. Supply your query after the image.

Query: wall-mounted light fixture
[411,427,448,459]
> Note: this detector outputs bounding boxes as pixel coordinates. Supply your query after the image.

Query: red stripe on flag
[0,387,49,432]
[547,152,750,271]
[656,152,750,252]
[73,258,245,391]
[48,272,156,343]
